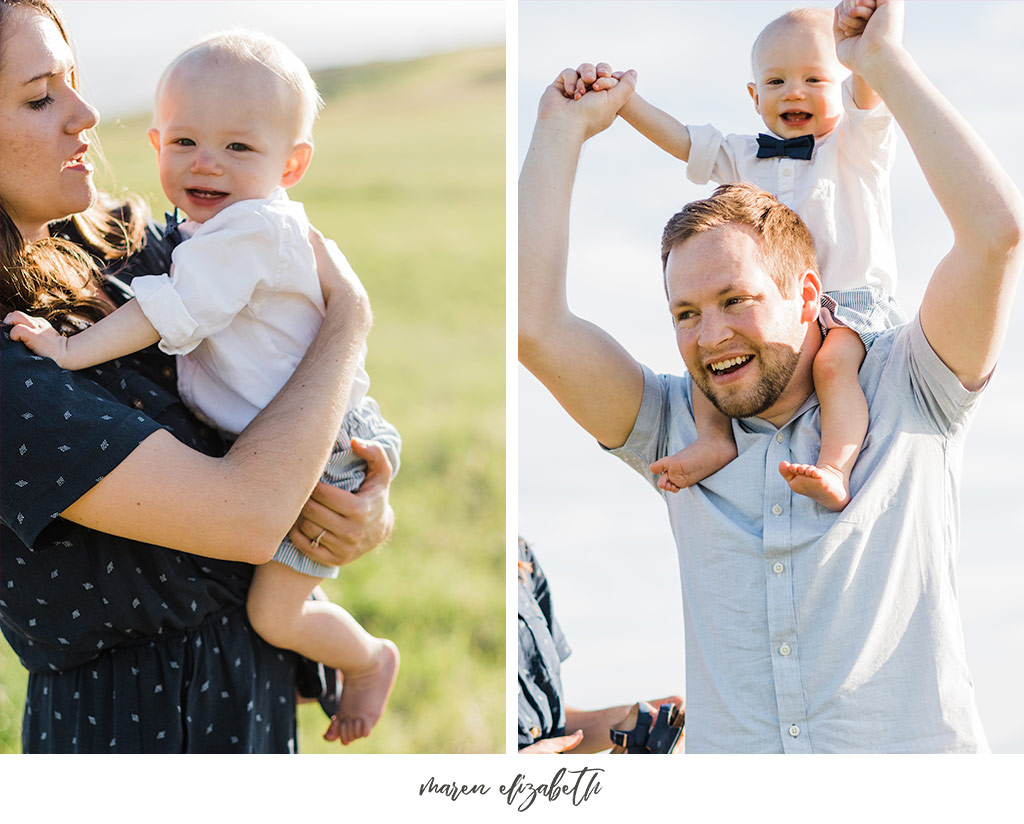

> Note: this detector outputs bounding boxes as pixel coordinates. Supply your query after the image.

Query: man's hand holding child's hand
[835,0,877,37]
[558,61,622,99]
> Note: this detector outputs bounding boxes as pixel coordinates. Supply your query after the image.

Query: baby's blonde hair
[156,29,324,144]
[750,7,834,76]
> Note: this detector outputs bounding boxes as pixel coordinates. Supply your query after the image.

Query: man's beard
[691,342,801,419]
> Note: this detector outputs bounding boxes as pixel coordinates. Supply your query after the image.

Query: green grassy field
[0,46,506,754]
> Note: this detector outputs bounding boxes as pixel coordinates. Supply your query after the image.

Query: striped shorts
[271,396,401,578]
[819,285,907,350]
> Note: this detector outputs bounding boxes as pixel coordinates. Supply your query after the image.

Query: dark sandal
[295,657,341,718]
[609,702,684,753]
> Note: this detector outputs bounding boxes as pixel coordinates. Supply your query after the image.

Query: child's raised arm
[6,299,160,371]
[558,62,692,162]
[619,93,693,162]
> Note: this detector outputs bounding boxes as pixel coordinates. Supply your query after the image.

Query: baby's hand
[557,62,627,100]
[4,310,69,365]
[835,0,877,37]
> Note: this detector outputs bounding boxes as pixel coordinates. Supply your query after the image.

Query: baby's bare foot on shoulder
[650,437,737,493]
[778,461,850,511]
[335,639,400,746]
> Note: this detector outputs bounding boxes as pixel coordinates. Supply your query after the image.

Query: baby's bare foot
[336,639,400,745]
[778,461,850,511]
[650,437,737,493]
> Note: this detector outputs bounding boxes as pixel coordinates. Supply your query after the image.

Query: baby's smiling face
[148,57,310,223]
[747,17,845,141]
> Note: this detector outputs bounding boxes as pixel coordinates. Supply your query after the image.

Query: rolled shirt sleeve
[127,193,337,434]
[685,123,739,186]
[132,204,284,356]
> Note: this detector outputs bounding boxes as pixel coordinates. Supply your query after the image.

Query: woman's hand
[288,438,396,568]
[53,232,379,563]
[309,227,370,317]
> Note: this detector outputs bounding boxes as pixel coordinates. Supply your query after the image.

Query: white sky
[57,0,505,117]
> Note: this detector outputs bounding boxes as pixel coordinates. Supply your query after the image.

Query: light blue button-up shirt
[609,317,989,753]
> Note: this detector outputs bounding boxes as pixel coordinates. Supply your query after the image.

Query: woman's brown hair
[0,0,148,326]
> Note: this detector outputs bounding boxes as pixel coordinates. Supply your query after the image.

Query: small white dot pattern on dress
[2,246,299,752]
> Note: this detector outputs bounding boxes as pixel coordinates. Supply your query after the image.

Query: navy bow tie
[755,133,814,160]
[162,208,185,250]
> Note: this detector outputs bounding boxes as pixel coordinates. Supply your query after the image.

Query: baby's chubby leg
[649,389,737,492]
[247,562,399,745]
[779,326,867,511]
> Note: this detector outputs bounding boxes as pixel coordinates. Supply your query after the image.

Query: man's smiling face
[666,222,815,425]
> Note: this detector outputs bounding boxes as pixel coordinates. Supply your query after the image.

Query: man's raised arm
[836,0,1024,391]
[518,69,647,449]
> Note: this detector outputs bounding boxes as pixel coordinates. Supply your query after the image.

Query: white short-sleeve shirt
[686,78,897,293]
[132,189,370,434]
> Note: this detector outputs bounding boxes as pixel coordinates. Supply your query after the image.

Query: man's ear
[798,270,822,324]
[747,82,760,114]
[280,142,313,189]
[147,128,161,156]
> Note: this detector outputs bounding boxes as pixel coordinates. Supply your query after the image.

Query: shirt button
[161,367,174,380]
[776,432,784,443]
[773,562,784,574]
[782,167,793,177]
[130,398,144,410]
[529,726,541,739]
[772,504,783,516]
[789,724,800,738]
[780,644,792,656]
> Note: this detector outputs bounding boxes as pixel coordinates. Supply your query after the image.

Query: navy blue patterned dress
[0,222,299,752]
[517,538,571,750]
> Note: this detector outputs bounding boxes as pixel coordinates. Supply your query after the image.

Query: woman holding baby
[0,0,394,752]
